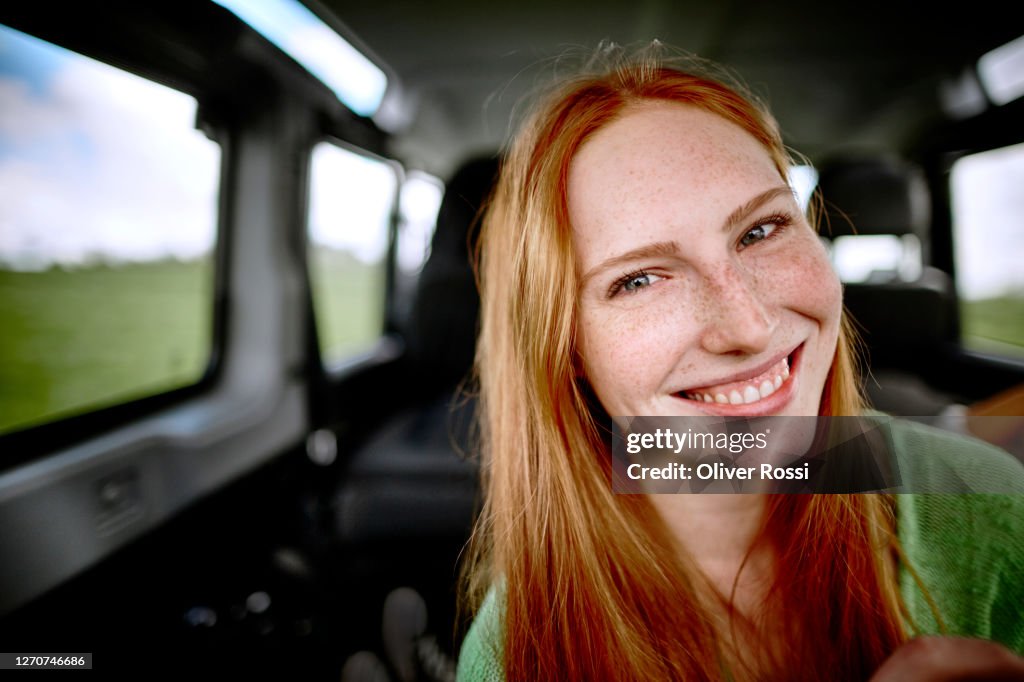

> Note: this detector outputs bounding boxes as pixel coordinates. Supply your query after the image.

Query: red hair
[464,51,906,680]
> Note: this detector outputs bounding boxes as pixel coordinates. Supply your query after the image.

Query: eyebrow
[581,240,682,287]
[721,186,795,232]
[581,185,795,287]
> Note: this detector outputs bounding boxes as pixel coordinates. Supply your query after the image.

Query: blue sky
[0,23,220,269]
[0,20,437,273]
[0,25,62,95]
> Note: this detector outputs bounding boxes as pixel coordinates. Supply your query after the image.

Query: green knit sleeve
[456,587,505,681]
[899,494,1024,652]
[891,419,1024,653]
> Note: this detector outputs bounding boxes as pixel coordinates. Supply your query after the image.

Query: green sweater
[457,418,1024,680]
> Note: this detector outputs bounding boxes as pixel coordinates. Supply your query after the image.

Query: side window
[950,142,1024,359]
[831,235,922,283]
[396,171,444,276]
[307,142,398,368]
[0,24,221,435]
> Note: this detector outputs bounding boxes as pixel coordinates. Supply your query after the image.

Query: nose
[697,263,777,355]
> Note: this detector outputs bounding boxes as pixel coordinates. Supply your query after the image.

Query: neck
[649,493,773,608]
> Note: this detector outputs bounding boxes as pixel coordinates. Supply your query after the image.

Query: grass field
[0,260,214,434]
[961,295,1024,359]
[308,247,386,367]
[0,253,384,435]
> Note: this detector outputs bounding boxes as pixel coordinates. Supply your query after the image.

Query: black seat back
[818,156,957,413]
[406,156,500,397]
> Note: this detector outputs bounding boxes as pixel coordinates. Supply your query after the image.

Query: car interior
[0,0,1022,677]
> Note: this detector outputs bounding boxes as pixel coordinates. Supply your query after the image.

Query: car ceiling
[318,0,1022,178]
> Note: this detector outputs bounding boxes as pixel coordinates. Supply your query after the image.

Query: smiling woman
[571,103,841,420]
[457,47,1024,681]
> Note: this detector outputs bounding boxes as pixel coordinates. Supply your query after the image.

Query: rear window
[950,142,1024,358]
[0,24,221,435]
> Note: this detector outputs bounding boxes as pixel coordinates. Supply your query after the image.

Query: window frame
[945,141,1024,364]
[0,20,230,470]
[923,94,1024,370]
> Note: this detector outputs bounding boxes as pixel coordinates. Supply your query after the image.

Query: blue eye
[609,270,664,297]
[740,224,773,247]
[739,213,793,248]
[624,273,653,291]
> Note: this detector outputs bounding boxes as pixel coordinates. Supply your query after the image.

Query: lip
[672,343,803,417]
[678,342,802,393]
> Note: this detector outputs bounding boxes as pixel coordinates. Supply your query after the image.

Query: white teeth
[686,354,793,407]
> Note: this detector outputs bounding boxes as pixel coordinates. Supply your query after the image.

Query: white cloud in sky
[952,142,1024,300]
[0,30,220,270]
[309,142,397,264]
[0,24,420,274]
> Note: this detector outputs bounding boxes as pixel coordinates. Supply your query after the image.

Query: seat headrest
[421,155,501,278]
[407,154,500,393]
[817,156,931,238]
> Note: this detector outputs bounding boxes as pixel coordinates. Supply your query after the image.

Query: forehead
[568,102,785,262]
[573,101,780,189]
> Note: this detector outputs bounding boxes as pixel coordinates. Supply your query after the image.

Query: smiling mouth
[678,346,800,406]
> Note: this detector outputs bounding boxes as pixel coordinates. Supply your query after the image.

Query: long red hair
[463,49,907,680]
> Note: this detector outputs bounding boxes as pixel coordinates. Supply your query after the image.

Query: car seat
[333,155,498,543]
[817,155,959,415]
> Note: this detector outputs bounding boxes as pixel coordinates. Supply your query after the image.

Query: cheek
[752,238,842,326]
[578,310,641,394]
[577,305,676,411]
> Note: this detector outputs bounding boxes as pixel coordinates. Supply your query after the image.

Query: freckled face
[570,103,842,418]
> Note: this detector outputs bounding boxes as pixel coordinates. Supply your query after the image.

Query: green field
[0,261,214,434]
[308,247,386,367]
[0,253,383,435]
[961,295,1024,359]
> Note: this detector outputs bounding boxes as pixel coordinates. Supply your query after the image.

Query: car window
[396,171,444,276]
[307,141,398,368]
[950,141,1024,359]
[0,23,221,435]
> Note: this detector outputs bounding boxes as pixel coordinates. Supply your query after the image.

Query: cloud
[952,143,1024,299]
[0,44,220,269]
[308,141,396,264]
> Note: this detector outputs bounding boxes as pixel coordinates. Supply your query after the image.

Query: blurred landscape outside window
[396,171,443,276]
[951,142,1024,358]
[831,235,922,284]
[389,171,444,323]
[788,164,818,214]
[307,142,397,368]
[0,24,220,435]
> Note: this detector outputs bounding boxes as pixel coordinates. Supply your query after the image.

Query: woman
[457,48,1024,681]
